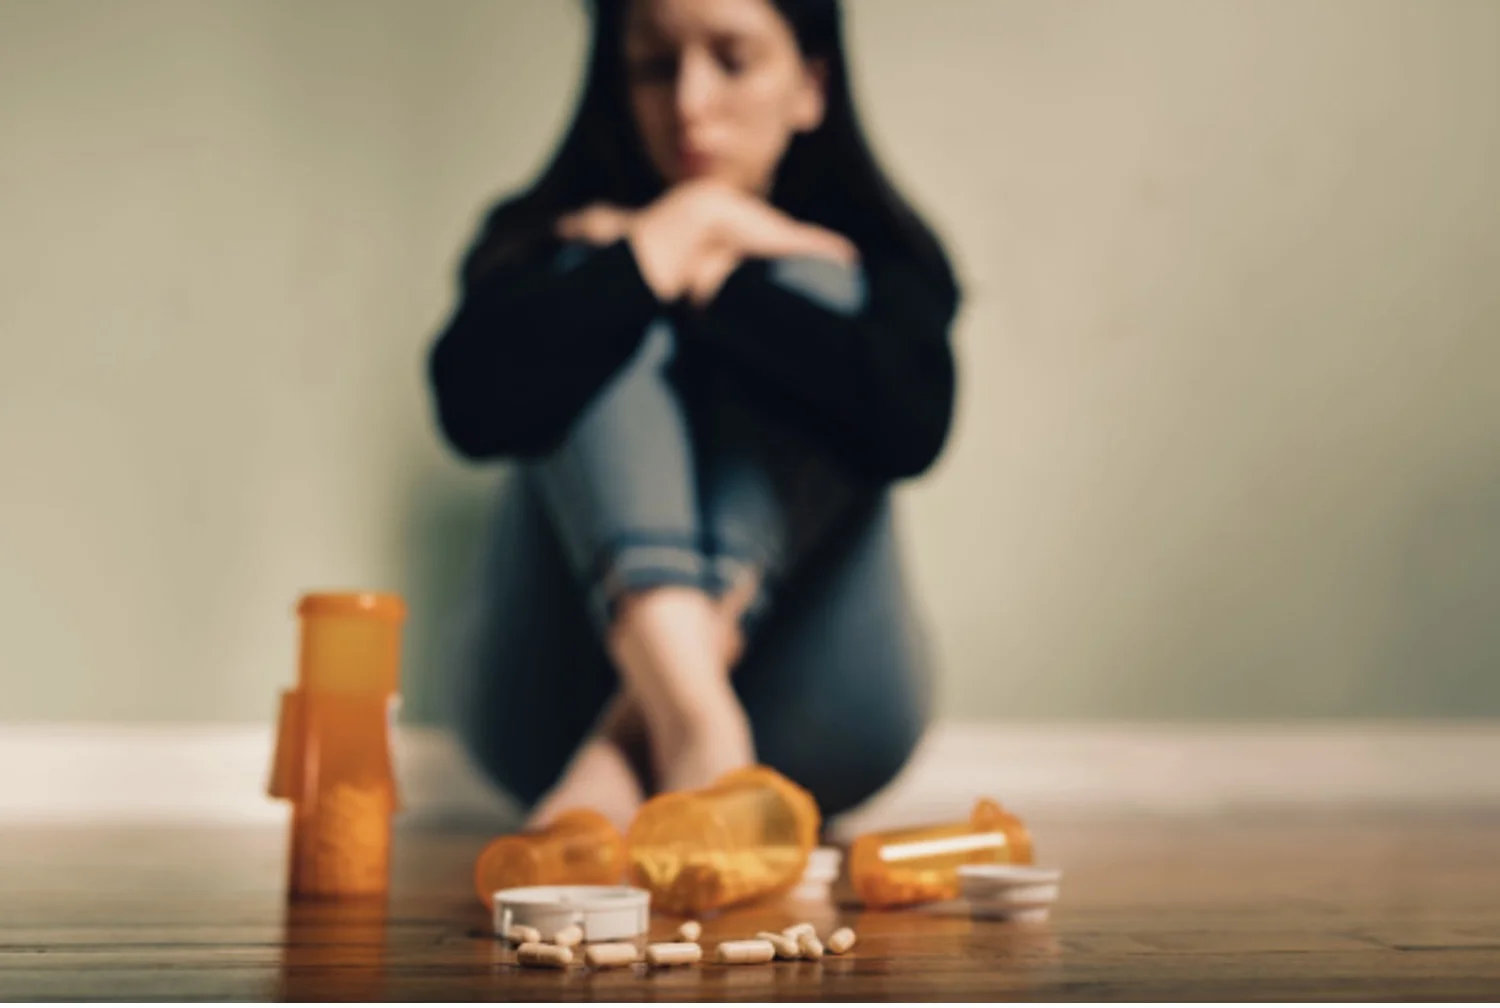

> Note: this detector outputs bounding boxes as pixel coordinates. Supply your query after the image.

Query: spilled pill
[645,942,702,967]
[797,932,824,960]
[676,920,702,942]
[756,931,801,959]
[827,927,856,954]
[505,924,541,946]
[782,922,816,940]
[714,939,776,965]
[551,924,583,948]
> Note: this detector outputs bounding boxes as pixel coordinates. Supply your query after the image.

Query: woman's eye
[716,47,749,76]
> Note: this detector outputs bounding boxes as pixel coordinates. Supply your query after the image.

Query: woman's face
[623,0,826,195]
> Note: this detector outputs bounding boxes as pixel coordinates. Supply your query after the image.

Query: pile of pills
[506,922,585,969]
[633,849,805,915]
[506,919,857,971]
[854,870,956,908]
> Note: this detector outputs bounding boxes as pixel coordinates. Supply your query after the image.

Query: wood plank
[0,809,1497,999]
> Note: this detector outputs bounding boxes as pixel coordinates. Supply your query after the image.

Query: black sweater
[427,236,959,485]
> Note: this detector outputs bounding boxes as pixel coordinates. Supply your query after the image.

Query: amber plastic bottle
[626,766,820,916]
[268,592,405,900]
[849,798,1034,908]
[473,808,627,907]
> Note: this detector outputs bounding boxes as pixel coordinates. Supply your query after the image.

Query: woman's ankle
[607,586,728,723]
[605,585,755,791]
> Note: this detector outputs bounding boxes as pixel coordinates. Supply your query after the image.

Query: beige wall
[2,0,1497,724]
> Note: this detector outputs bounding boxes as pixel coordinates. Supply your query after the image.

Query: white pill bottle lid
[492,884,651,942]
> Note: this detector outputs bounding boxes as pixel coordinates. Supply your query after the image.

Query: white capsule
[676,920,702,943]
[797,932,824,960]
[584,943,640,969]
[505,924,541,946]
[714,939,776,965]
[827,927,857,954]
[782,922,816,939]
[551,924,583,948]
[756,931,801,959]
[645,941,702,967]
[517,942,573,968]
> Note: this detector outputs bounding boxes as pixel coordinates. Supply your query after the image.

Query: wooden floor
[1,807,1498,1000]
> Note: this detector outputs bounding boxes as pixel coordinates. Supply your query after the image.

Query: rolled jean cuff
[703,553,772,630]
[590,534,714,631]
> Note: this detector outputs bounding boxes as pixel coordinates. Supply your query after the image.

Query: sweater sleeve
[683,252,960,484]
[426,238,661,461]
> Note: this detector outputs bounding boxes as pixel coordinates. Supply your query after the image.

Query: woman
[427,0,961,831]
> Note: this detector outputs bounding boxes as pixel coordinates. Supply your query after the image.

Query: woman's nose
[674,49,718,124]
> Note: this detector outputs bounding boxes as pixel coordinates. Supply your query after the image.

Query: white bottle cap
[957,865,1062,886]
[958,864,1063,921]
[492,885,651,942]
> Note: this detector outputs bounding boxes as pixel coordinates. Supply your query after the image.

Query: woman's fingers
[711,194,858,264]
[556,204,635,245]
[608,182,859,302]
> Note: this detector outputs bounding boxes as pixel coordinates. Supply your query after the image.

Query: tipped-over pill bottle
[473,808,626,907]
[849,797,1033,908]
[268,591,406,899]
[626,766,820,915]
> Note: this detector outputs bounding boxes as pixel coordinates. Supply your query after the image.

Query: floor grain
[0,807,1497,1000]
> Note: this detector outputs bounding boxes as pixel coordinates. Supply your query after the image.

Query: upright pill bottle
[626,766,820,915]
[473,808,626,907]
[268,591,405,899]
[849,798,1034,908]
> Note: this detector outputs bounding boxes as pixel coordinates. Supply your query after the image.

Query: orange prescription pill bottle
[473,808,627,908]
[268,592,406,900]
[626,766,820,916]
[849,797,1034,908]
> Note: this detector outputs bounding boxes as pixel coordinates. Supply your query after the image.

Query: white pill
[756,931,801,959]
[584,943,640,969]
[506,924,541,946]
[676,920,702,942]
[797,932,824,960]
[714,939,776,964]
[827,927,857,954]
[517,942,573,968]
[782,922,816,939]
[645,941,702,967]
[551,924,583,948]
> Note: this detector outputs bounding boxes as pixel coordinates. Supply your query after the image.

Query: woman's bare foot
[656,700,756,794]
[526,734,644,833]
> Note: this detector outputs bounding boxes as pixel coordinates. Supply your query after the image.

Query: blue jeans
[448,255,933,819]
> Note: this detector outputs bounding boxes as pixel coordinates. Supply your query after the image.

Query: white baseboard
[2,721,1496,831]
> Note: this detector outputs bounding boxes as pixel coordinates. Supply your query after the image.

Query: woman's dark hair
[464,0,957,299]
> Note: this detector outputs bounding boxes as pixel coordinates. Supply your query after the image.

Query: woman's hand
[624,183,726,301]
[627,181,859,303]
[555,203,637,247]
[558,185,857,303]
[703,186,858,266]
[684,184,859,305]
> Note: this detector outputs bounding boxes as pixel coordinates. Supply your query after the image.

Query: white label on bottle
[877,832,1010,863]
